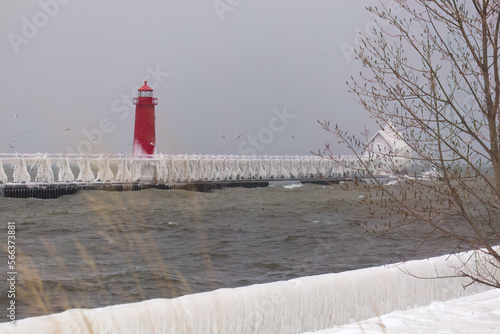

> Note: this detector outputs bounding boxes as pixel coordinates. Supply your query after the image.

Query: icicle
[77,158,95,182]
[347,158,355,177]
[218,159,227,180]
[105,157,114,181]
[168,158,179,182]
[180,158,191,182]
[213,160,221,180]
[201,159,209,180]
[129,161,142,182]
[155,155,169,182]
[278,159,289,179]
[248,159,256,179]
[175,158,184,181]
[311,159,319,177]
[318,159,326,177]
[250,160,257,179]
[58,157,75,182]
[213,158,222,180]
[130,160,142,182]
[203,158,211,180]
[13,158,31,183]
[115,160,125,181]
[367,160,379,176]
[332,161,342,177]
[289,160,298,178]
[298,160,306,178]
[116,160,133,182]
[307,159,315,178]
[257,160,267,179]
[229,159,239,180]
[35,155,54,183]
[0,159,8,183]
[267,160,277,179]
[189,158,198,181]
[194,159,204,181]
[96,156,114,182]
[358,158,367,177]
[240,159,251,180]
[324,160,333,177]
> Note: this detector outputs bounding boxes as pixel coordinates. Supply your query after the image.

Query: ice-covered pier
[0,153,381,198]
[0,153,378,183]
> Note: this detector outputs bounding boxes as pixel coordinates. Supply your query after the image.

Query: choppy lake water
[0,182,460,320]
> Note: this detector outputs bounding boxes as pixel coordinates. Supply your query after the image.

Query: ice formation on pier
[0,153,396,184]
[57,157,75,182]
[0,159,8,184]
[77,158,94,182]
[12,158,31,183]
[115,159,132,182]
[34,154,54,183]
[95,156,114,182]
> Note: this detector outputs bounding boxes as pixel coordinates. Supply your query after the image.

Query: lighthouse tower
[133,81,158,157]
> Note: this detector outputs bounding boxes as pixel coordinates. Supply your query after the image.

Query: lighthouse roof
[138,81,153,91]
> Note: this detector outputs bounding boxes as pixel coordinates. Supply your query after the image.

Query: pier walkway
[0,153,378,198]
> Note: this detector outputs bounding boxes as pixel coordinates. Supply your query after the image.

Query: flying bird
[25,130,34,134]
[236,134,242,140]
[14,114,19,117]
[65,128,71,131]
[222,112,227,116]
[221,133,226,139]
[9,144,14,149]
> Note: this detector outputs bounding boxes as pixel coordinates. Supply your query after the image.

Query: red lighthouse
[133,81,158,157]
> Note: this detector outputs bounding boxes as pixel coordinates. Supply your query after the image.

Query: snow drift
[0,249,495,334]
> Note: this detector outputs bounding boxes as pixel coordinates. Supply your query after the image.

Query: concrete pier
[0,153,383,198]
[0,177,352,199]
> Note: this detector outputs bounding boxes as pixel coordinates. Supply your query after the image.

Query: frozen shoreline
[307,288,500,334]
[0,249,495,334]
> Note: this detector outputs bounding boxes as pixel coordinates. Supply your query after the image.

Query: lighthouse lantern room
[133,81,158,157]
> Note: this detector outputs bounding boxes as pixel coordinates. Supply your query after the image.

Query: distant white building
[364,123,413,173]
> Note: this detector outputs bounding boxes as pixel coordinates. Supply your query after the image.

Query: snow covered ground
[306,289,500,334]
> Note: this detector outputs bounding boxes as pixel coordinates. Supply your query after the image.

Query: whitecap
[284,183,303,190]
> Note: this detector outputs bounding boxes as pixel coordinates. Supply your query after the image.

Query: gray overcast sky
[1,0,381,156]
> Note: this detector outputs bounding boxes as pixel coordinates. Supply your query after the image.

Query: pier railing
[0,153,383,184]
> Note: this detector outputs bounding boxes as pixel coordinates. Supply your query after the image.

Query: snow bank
[0,250,494,334]
[307,289,500,334]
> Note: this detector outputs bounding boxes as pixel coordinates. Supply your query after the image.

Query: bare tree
[320,0,500,287]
